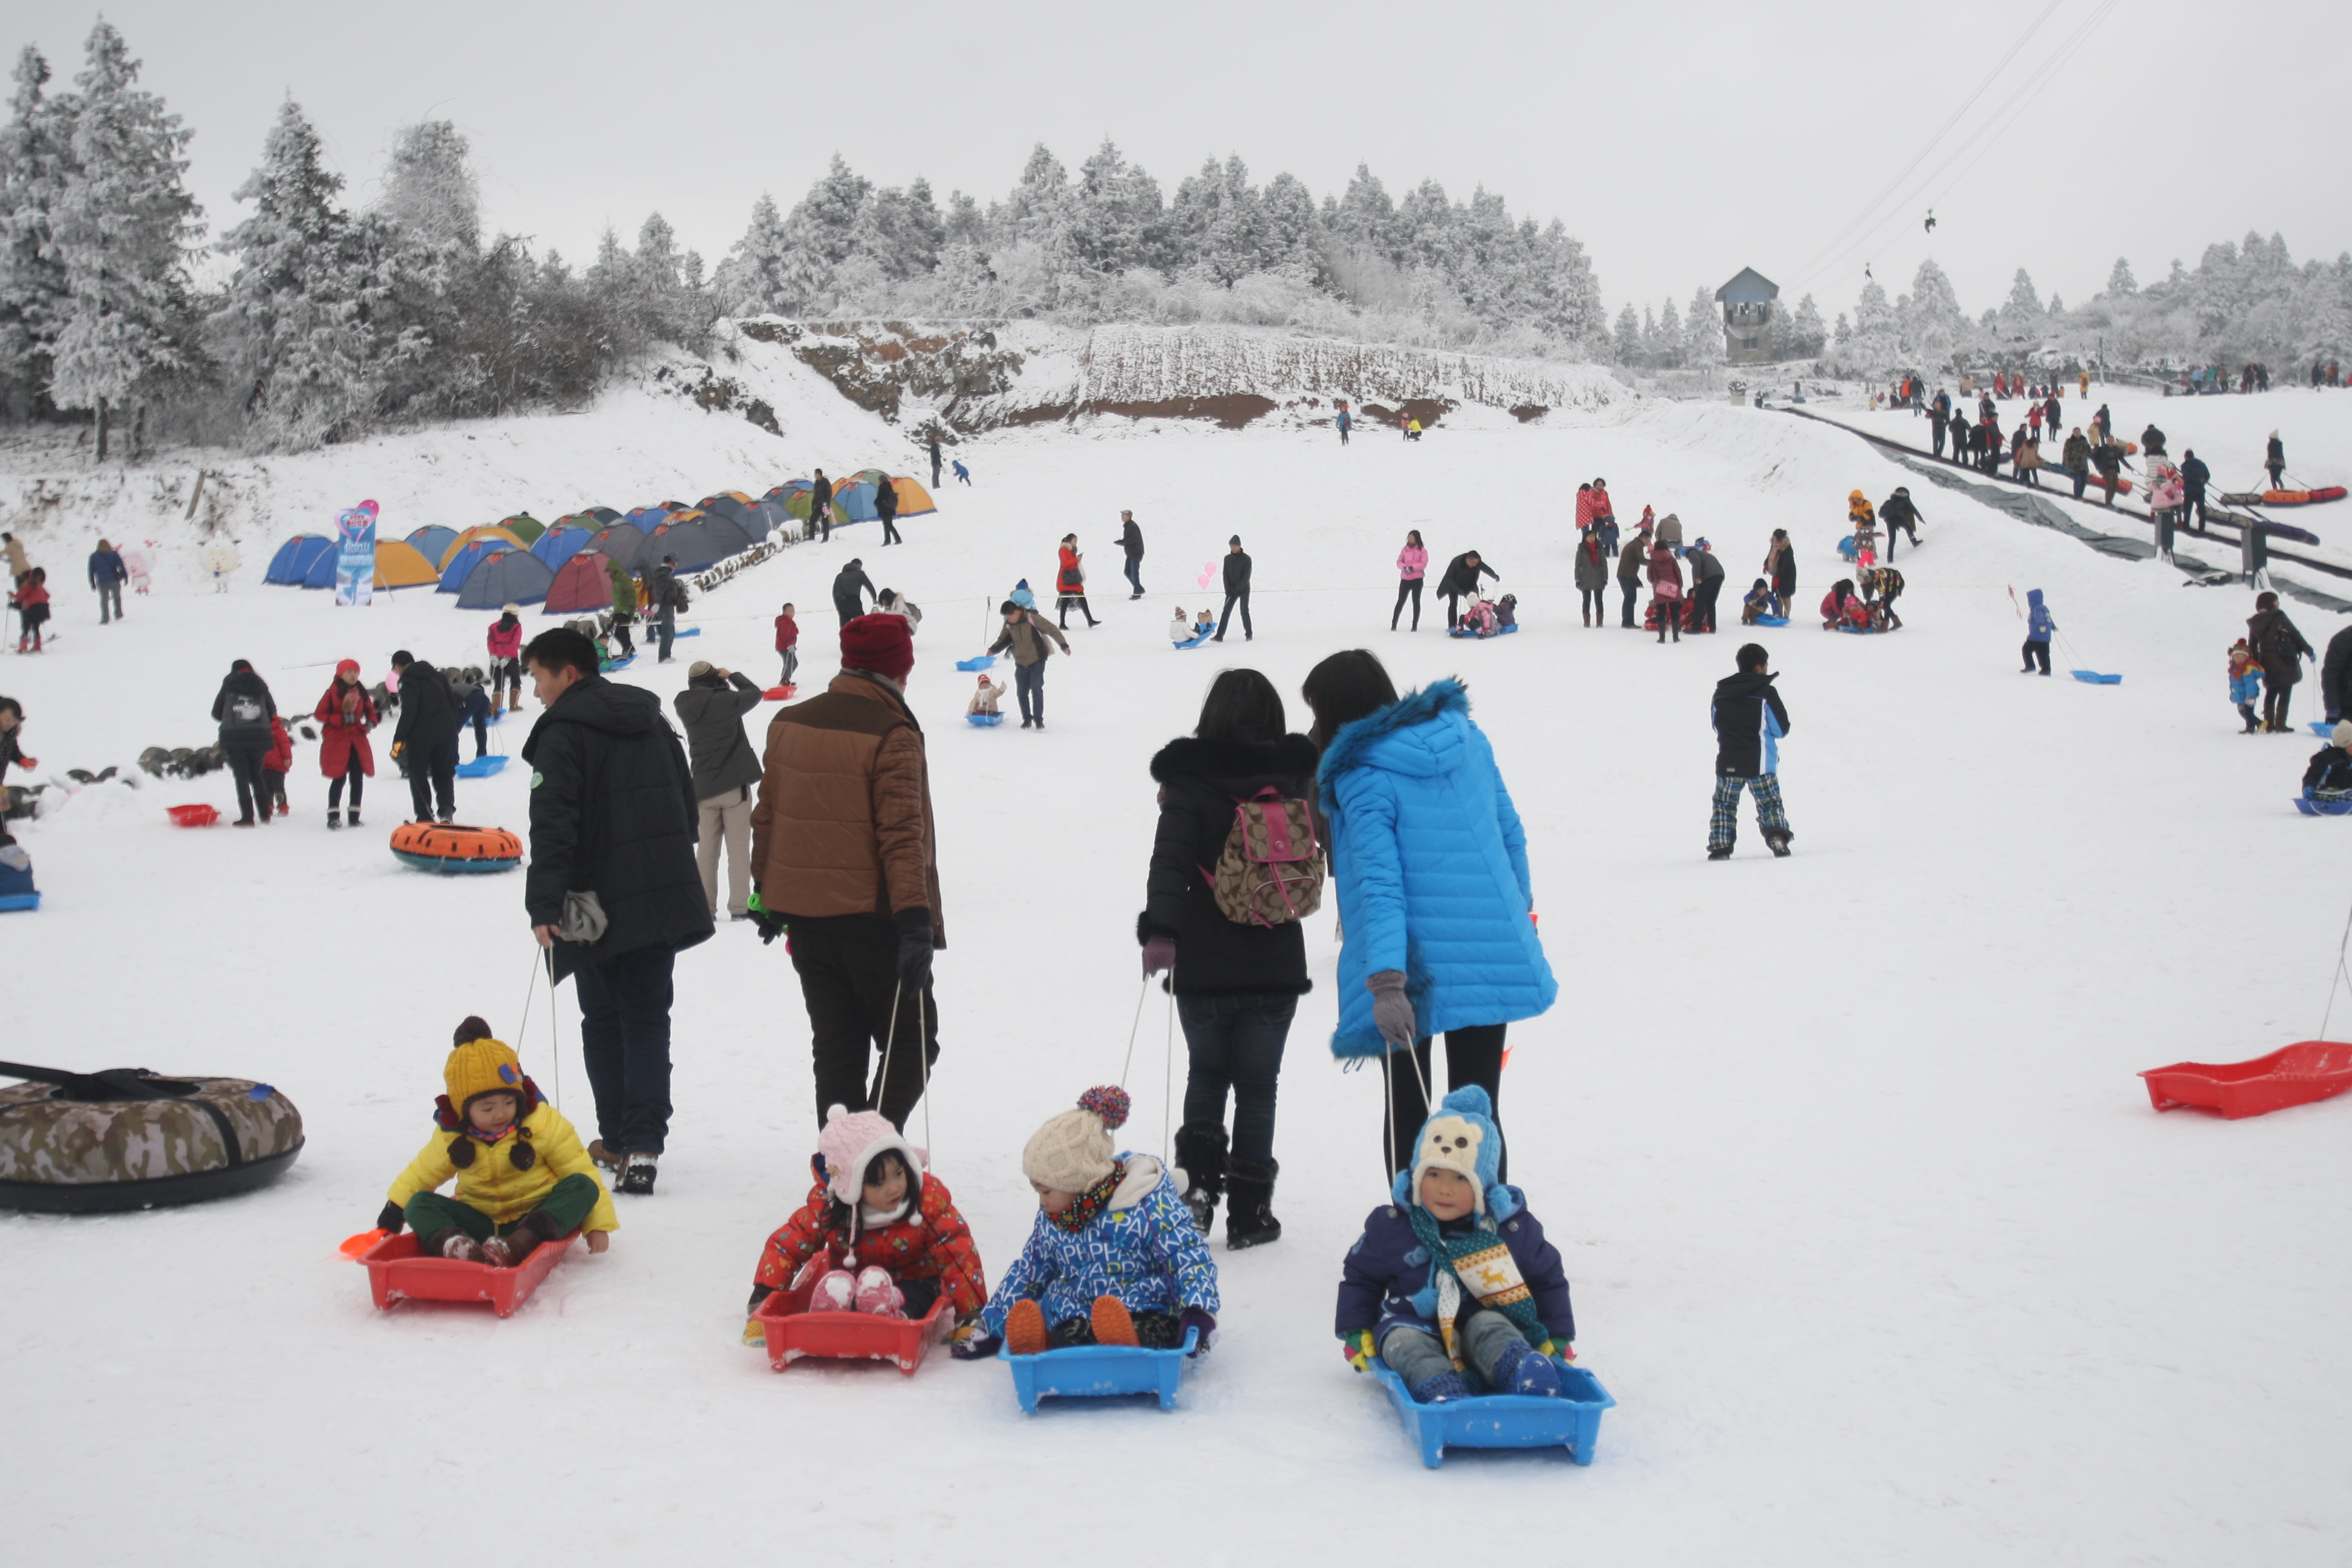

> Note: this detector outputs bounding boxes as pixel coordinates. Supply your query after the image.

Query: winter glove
[1178,1305,1218,1356]
[751,906,788,946]
[743,1316,766,1347]
[389,740,403,759]
[895,907,935,988]
[375,1200,406,1235]
[1368,970,1416,1050]
[1340,1329,1378,1372]
[949,1323,1001,1361]
[1536,1337,1576,1363]
[1140,933,1177,979]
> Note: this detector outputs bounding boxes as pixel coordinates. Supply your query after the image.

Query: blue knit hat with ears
[1392,1084,1519,1221]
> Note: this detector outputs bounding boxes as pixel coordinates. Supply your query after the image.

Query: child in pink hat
[745,1105,987,1341]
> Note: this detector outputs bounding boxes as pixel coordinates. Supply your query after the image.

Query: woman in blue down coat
[1302,651,1556,1180]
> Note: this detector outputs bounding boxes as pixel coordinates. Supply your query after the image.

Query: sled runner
[600,655,635,673]
[2138,1040,2352,1119]
[357,1228,576,1318]
[2293,795,2352,816]
[1370,1360,1616,1469]
[953,656,997,671]
[751,1275,955,1375]
[999,1327,1200,1412]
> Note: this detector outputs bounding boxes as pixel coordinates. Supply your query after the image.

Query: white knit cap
[1021,1086,1130,1192]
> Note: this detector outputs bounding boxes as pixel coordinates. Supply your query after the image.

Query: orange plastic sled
[752,1275,953,1374]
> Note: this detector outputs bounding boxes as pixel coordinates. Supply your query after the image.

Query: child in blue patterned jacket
[956,1085,1221,1359]
[1335,1084,1575,1403]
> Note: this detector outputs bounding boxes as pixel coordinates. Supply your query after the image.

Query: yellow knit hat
[445,1033,526,1114]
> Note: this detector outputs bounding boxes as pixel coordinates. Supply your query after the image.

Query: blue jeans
[1013,661,1044,723]
[573,944,676,1154]
[1123,554,1144,595]
[1177,993,1297,1167]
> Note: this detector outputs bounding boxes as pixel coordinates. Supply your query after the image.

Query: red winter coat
[263,716,294,776]
[1573,489,1595,529]
[486,616,522,661]
[752,1171,989,1318]
[1590,485,1616,523]
[1647,546,1684,599]
[1056,544,1085,598]
[774,613,798,652]
[314,679,377,778]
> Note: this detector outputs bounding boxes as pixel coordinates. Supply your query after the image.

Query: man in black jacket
[211,659,277,828]
[1213,535,1252,642]
[875,475,901,545]
[1117,511,1145,599]
[1880,487,1924,559]
[1708,643,1793,861]
[832,558,876,627]
[2322,626,2352,724]
[1929,391,1950,458]
[671,661,764,920]
[2180,449,2211,531]
[1439,549,1500,629]
[809,469,835,543]
[390,649,460,823]
[522,627,711,1195]
[648,554,681,663]
[1685,539,1726,633]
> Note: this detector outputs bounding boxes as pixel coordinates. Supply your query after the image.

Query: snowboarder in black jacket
[389,650,460,823]
[1213,535,1252,642]
[1707,644,1792,860]
[831,558,876,626]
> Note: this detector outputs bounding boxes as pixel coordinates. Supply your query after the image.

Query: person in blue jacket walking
[1302,650,1555,1179]
[2022,588,2054,675]
[87,538,128,624]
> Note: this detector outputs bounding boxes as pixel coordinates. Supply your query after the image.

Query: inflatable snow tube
[2263,486,2346,506]
[0,1063,304,1213]
[390,822,523,874]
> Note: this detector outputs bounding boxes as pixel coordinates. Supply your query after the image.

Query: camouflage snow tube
[0,1064,304,1213]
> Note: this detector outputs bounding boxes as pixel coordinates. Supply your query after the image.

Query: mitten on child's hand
[742,1317,766,1348]
[1536,1337,1575,1363]
[949,1322,1000,1362]
[375,1200,405,1235]
[1178,1305,1218,1356]
[1341,1329,1377,1372]
[1368,970,1416,1049]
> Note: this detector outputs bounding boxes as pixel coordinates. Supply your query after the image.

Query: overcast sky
[8,0,2347,323]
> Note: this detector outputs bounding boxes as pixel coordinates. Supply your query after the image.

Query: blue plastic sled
[1371,1361,1616,1469]
[954,656,997,672]
[456,755,508,779]
[967,713,1004,727]
[1172,623,1219,650]
[2069,670,2122,685]
[1447,623,1519,639]
[1754,615,1790,627]
[2294,795,2352,816]
[601,655,636,672]
[0,892,38,913]
[673,627,700,638]
[999,1328,1200,1413]
[2312,722,2337,737]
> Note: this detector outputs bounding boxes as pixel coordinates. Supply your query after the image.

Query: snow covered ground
[5,379,2351,1565]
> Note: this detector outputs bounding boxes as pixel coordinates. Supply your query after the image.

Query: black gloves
[895,907,935,988]
[376,1200,406,1235]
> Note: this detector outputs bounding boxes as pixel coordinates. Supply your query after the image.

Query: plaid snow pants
[1710,772,1789,851]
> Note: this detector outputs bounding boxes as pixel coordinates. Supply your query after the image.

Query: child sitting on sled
[745,1105,988,1340]
[1193,607,1215,639]
[969,674,1006,716]
[377,1018,616,1266]
[957,1086,1219,1359]
[1741,578,1782,624]
[1458,593,1500,638]
[1169,607,1195,645]
[1820,580,1867,632]
[1335,1085,1575,1404]
[2305,723,2352,802]
[2229,638,2263,732]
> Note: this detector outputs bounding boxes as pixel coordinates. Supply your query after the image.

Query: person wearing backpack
[2247,590,2316,733]
[1302,650,1555,1181]
[211,659,279,828]
[1138,669,1321,1250]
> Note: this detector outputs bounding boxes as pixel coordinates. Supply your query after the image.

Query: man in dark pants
[1928,390,1950,457]
[810,468,835,543]
[2062,428,2092,499]
[1616,531,1646,627]
[927,436,942,490]
[2180,449,2212,531]
[1686,538,1725,632]
[751,614,943,1130]
[390,649,459,823]
[832,557,876,627]
[1213,535,1252,641]
[1117,511,1145,598]
[649,554,680,662]
[1880,487,1924,558]
[522,627,711,1195]
[987,601,1070,729]
[212,659,277,827]
[875,476,901,544]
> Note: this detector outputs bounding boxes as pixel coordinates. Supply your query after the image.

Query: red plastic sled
[763,684,797,701]
[752,1276,953,1374]
[166,804,220,828]
[358,1229,577,1317]
[2138,1040,2352,1120]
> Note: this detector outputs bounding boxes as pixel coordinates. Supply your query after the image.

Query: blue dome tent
[264,535,333,586]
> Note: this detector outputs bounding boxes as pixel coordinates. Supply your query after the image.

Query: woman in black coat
[211,659,278,827]
[1137,668,1319,1251]
[2248,590,2316,732]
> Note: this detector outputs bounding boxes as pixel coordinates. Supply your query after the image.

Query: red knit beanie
[840,613,914,682]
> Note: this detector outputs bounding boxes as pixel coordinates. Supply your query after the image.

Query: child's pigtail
[446,1136,475,1169]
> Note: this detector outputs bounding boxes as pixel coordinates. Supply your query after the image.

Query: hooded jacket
[521,675,711,981]
[1711,669,1791,777]
[977,1155,1220,1336]
[987,610,1068,668]
[1317,679,1555,1057]
[2304,743,2352,795]
[211,668,277,750]
[752,1170,988,1318]
[607,559,638,616]
[387,1091,618,1234]
[2249,606,2314,681]
[2026,589,2055,641]
[1139,733,1322,997]
[486,614,523,661]
[1335,1194,1574,1349]
[392,660,460,749]
[314,675,377,778]
[1572,532,1607,591]
[671,670,765,800]
[831,560,876,621]
[2180,455,2210,497]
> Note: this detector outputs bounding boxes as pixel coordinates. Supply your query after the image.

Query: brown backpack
[1205,788,1323,927]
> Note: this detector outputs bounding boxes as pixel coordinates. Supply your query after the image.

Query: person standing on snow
[314,659,376,829]
[1335,403,1352,445]
[2062,428,2093,498]
[927,435,944,490]
[774,602,800,687]
[487,604,524,717]
[874,475,902,546]
[389,650,460,823]
[87,538,127,626]
[1647,537,1684,644]
[672,661,765,923]
[1573,526,1608,629]
[1615,526,1649,629]
[1391,529,1429,631]
[987,601,1071,729]
[1929,390,1951,457]
[2265,432,2287,491]
[1708,642,1793,861]
[1590,479,1619,555]
[809,469,835,543]
[648,554,683,663]
[1880,488,1924,557]
[522,626,710,1195]
[606,555,638,656]
[1437,547,1499,631]
[832,557,877,627]
[211,659,278,829]
[1764,528,1797,609]
[2247,590,2315,733]
[1686,538,1725,633]
[1055,534,1099,630]
[1116,511,1145,599]
[2180,449,2212,531]
[750,613,942,1132]
[2140,423,2167,463]
[1214,535,1253,642]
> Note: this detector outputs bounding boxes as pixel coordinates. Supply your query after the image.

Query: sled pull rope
[1118,975,1150,1088]
[876,979,933,1155]
[1164,987,1176,1168]
[514,946,562,1108]
[2318,895,2352,1041]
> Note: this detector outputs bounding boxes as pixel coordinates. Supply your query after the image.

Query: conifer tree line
[1,22,2344,457]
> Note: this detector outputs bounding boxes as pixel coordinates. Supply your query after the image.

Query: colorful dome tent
[644,511,754,572]
[589,523,651,573]
[531,524,593,572]
[624,505,675,533]
[543,550,616,614]
[436,524,529,571]
[751,491,795,535]
[454,546,556,609]
[827,479,880,523]
[575,506,622,526]
[697,492,766,540]
[437,539,512,593]
[264,535,333,586]
[498,514,547,546]
[769,480,815,521]
[885,476,936,517]
[372,539,440,590]
[406,525,459,566]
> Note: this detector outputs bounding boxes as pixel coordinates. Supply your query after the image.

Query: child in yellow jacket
[377,1017,617,1265]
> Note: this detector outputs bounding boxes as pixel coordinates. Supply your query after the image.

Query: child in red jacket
[774,601,799,687]
[261,714,294,817]
[11,567,50,652]
[745,1105,987,1342]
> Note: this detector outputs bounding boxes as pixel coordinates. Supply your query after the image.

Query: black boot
[1171,1121,1227,1235]
[1225,1157,1281,1250]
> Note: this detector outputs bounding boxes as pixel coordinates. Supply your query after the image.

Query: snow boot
[588,1140,625,1180]
[347,809,362,828]
[1707,845,1732,861]
[1172,1120,1227,1234]
[482,1209,563,1269]
[326,809,342,830]
[1089,1295,1138,1347]
[854,1266,906,1318]
[232,815,256,828]
[809,1268,859,1312]
[1004,1299,1049,1357]
[1224,1157,1282,1250]
[1494,1340,1563,1399]
[1765,830,1792,858]
[619,1151,658,1195]
[427,1227,485,1264]
[1411,1371,1472,1404]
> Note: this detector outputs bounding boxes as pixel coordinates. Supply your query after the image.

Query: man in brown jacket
[987,600,1071,730]
[750,613,941,1129]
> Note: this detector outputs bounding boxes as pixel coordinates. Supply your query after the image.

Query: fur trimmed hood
[1150,732,1321,788]
[1316,678,1471,786]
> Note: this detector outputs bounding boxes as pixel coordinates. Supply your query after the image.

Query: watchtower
[1714,268,1780,365]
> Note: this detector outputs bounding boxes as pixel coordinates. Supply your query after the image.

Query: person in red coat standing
[1055,535,1097,630]
[315,658,377,829]
[774,601,799,688]
[486,604,524,717]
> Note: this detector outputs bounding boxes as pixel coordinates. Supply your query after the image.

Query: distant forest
[2,21,2342,456]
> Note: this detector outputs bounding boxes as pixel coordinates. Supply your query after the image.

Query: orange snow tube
[2262,486,2347,506]
[390,822,523,874]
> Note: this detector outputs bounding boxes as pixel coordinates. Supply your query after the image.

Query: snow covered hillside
[4,374,2351,1565]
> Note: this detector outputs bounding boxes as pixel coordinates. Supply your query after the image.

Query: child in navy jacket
[1335,1085,1574,1403]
